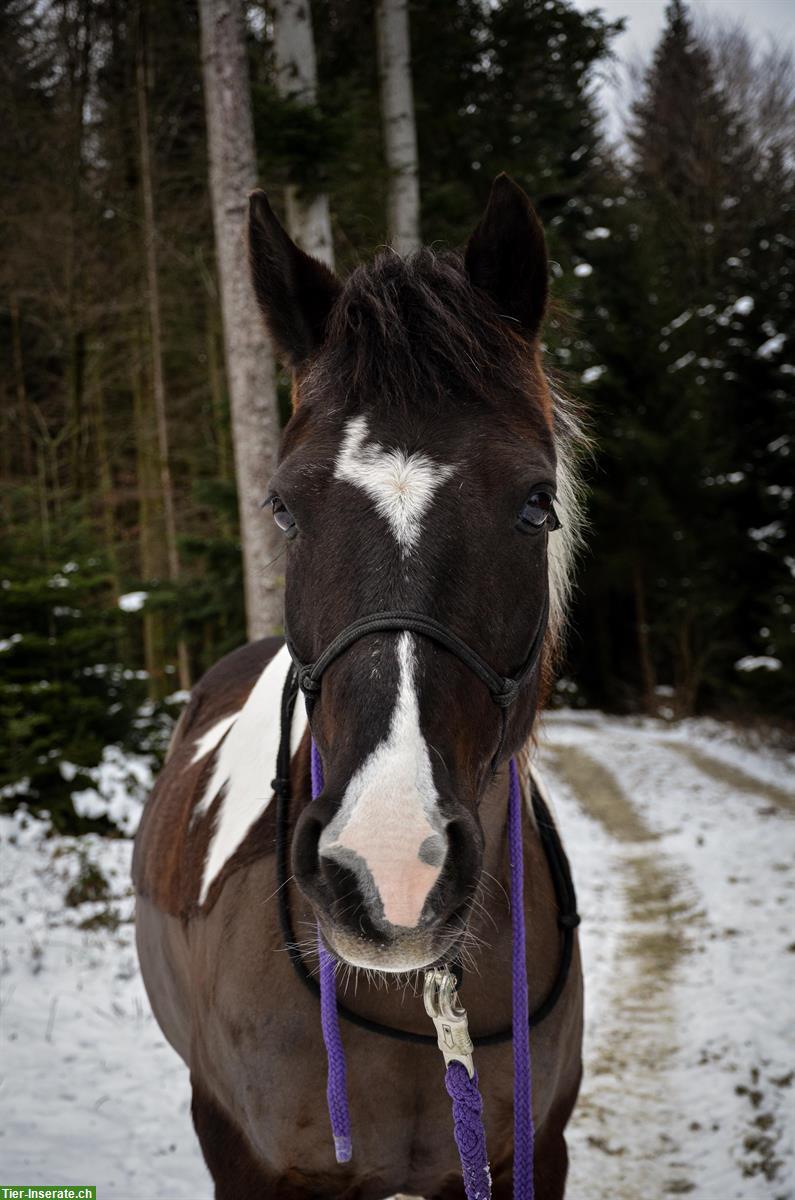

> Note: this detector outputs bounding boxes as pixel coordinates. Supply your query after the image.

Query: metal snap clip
[423,966,475,1079]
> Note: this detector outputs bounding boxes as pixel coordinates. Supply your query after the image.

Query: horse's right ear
[248,190,342,369]
[465,173,548,342]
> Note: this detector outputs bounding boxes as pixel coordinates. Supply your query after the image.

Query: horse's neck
[477,761,514,877]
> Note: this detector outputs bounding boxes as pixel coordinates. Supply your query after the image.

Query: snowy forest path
[660,741,795,815]
[542,713,794,1199]
[544,737,697,1198]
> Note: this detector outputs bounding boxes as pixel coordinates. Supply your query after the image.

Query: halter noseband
[285,588,550,767]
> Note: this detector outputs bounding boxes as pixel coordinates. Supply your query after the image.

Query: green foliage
[174,478,248,670]
[65,853,111,907]
[0,530,146,831]
[1,0,250,830]
[252,82,347,190]
[566,0,794,717]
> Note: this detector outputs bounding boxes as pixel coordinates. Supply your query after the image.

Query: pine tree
[571,0,794,717]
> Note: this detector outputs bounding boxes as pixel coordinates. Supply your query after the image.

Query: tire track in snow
[543,741,702,1198]
[661,741,795,816]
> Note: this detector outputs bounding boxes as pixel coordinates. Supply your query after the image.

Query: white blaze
[319,633,445,928]
[334,414,454,551]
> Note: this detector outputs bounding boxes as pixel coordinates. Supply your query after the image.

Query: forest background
[2,0,793,832]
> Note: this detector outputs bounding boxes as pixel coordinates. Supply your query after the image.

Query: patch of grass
[65,854,110,907]
[78,907,121,932]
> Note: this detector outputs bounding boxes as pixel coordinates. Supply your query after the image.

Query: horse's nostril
[292,812,324,884]
[418,833,446,868]
[430,814,482,922]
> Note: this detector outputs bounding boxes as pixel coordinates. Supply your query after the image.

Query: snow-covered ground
[1,712,792,1198]
[544,712,795,1200]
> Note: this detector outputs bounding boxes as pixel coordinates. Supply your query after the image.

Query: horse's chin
[320,925,458,974]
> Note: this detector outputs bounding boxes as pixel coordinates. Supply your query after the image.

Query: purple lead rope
[444,1062,492,1198]
[508,755,535,1200]
[311,740,535,1196]
[312,740,353,1163]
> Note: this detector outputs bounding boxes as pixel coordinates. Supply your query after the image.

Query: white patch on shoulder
[190,712,240,765]
[198,645,307,904]
[334,414,454,551]
[319,633,445,928]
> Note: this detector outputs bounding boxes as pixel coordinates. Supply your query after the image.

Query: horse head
[248,175,574,973]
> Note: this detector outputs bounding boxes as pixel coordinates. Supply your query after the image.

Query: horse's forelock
[303,248,536,414]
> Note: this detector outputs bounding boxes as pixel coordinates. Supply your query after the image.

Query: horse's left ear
[465,173,548,341]
[248,190,342,369]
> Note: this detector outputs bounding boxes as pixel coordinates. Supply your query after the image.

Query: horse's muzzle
[292,798,482,971]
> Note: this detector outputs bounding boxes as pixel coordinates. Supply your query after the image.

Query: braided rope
[443,759,535,1200]
[313,741,353,1163]
[509,757,535,1199]
[445,1062,492,1200]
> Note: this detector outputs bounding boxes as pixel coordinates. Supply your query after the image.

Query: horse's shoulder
[133,636,285,913]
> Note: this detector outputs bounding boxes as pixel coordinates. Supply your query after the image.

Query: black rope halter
[284,588,550,768]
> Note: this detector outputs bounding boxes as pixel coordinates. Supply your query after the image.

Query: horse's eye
[269,496,297,539]
[517,490,561,532]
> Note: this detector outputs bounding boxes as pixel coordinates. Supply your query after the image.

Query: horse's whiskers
[466,888,500,935]
[480,869,510,909]
[260,874,296,908]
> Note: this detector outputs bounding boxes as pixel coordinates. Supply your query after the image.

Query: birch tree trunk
[270,0,334,265]
[199,0,284,640]
[136,8,192,691]
[375,0,420,254]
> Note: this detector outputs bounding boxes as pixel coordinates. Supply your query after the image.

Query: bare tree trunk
[136,5,191,690]
[206,304,231,485]
[375,0,420,254]
[36,442,51,560]
[31,403,68,527]
[10,297,33,477]
[132,347,167,701]
[92,366,121,601]
[63,0,92,496]
[632,561,657,714]
[199,0,284,640]
[674,617,703,719]
[270,0,334,265]
[92,362,129,666]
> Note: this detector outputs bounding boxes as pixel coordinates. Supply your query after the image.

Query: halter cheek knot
[270,775,292,800]
[298,668,321,697]
[493,678,521,708]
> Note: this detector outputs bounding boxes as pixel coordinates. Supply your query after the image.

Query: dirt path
[662,741,795,815]
[545,742,701,1198]
[540,714,794,1199]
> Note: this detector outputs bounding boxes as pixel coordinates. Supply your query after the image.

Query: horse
[133,172,586,1199]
